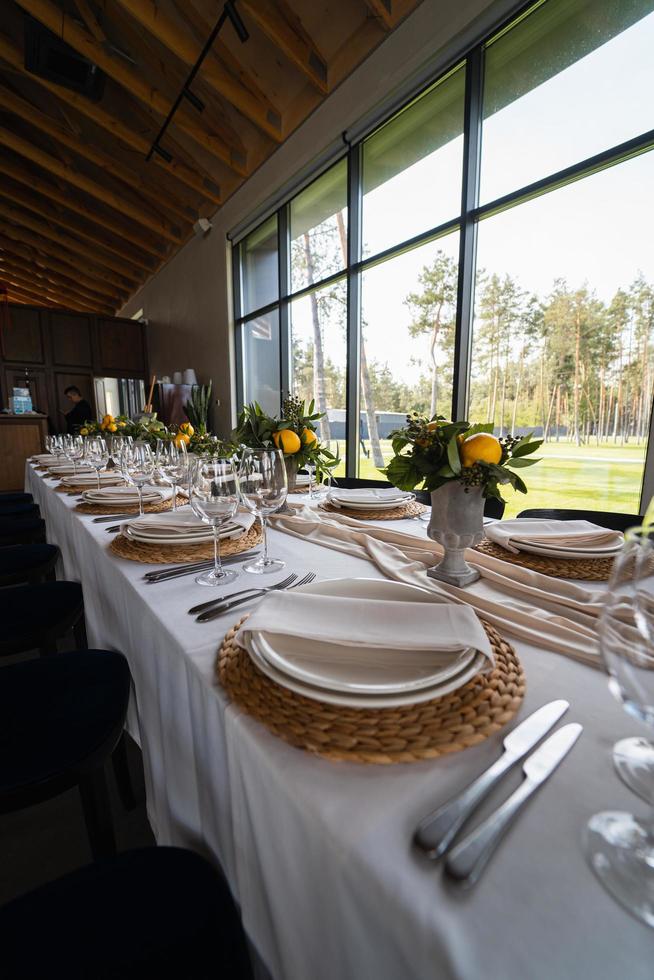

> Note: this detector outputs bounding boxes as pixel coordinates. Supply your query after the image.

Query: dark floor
[0,733,155,907]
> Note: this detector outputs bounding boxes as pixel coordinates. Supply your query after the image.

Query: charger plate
[475,538,613,581]
[320,500,427,521]
[216,617,524,764]
[109,521,263,564]
[75,494,186,515]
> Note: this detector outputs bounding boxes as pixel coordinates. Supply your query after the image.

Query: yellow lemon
[107,423,117,432]
[273,429,301,454]
[117,420,126,428]
[174,433,191,448]
[79,427,88,436]
[180,422,194,436]
[459,433,502,468]
[301,427,318,447]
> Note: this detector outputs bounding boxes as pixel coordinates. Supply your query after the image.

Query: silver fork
[196,572,316,623]
[191,573,297,616]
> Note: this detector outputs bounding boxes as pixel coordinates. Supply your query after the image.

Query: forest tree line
[289,217,653,464]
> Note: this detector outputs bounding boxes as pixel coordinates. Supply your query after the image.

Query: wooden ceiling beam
[0,220,132,298]
[1,276,77,310]
[0,181,153,281]
[239,0,328,94]
[0,250,119,310]
[14,0,248,175]
[0,31,221,205]
[0,155,156,273]
[362,0,394,30]
[72,0,107,43]
[115,0,282,143]
[0,263,109,313]
[0,231,125,303]
[0,202,142,290]
[0,83,196,228]
[0,126,181,248]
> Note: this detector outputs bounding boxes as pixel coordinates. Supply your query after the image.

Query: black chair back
[516,507,641,533]
[331,477,506,519]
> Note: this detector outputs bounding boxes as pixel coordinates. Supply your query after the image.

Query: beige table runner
[270,505,605,668]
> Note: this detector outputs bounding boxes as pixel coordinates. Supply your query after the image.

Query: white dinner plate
[247,578,487,708]
[511,539,623,559]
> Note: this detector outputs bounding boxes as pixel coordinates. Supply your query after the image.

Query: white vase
[426,482,484,587]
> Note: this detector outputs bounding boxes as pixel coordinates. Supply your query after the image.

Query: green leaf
[447,436,461,475]
[464,422,495,437]
[384,455,422,491]
[504,456,541,468]
[512,437,544,458]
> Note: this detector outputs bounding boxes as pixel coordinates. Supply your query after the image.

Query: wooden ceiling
[0,0,423,315]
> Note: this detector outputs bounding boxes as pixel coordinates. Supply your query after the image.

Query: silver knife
[444,722,582,885]
[413,699,569,858]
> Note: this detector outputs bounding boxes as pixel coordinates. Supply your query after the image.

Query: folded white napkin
[82,486,168,503]
[485,518,623,555]
[61,473,125,486]
[48,465,94,474]
[121,509,255,537]
[236,591,493,670]
[328,488,409,505]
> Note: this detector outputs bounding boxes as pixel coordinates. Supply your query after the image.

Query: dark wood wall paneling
[0,304,149,429]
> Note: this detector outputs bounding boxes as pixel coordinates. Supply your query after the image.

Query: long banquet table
[26,462,653,979]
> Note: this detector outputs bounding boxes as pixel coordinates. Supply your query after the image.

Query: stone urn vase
[284,455,299,492]
[426,482,484,587]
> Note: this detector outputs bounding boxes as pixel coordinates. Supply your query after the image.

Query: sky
[291,8,654,388]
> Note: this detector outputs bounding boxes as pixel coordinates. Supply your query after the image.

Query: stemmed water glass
[238,447,288,574]
[86,437,109,491]
[156,442,186,511]
[64,434,85,476]
[190,457,240,586]
[584,525,654,927]
[122,444,155,516]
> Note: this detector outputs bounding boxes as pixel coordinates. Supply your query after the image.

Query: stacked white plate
[82,486,168,506]
[120,510,254,545]
[61,472,125,487]
[325,487,414,512]
[242,578,489,708]
[485,518,624,560]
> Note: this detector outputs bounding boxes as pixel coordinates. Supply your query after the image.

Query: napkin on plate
[120,509,255,537]
[485,518,623,555]
[82,485,169,503]
[236,591,493,670]
[327,488,409,506]
[61,473,125,486]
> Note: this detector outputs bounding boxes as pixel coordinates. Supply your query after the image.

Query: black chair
[0,502,40,518]
[516,507,640,534]
[0,517,46,545]
[0,847,253,979]
[0,581,86,657]
[0,492,33,505]
[0,649,131,861]
[0,544,59,586]
[332,477,506,518]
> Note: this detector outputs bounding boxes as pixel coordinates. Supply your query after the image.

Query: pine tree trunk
[573,311,581,446]
[555,385,561,442]
[303,233,331,442]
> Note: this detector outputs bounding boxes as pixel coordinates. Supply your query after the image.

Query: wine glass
[64,434,84,476]
[122,444,155,516]
[238,447,288,574]
[157,442,186,511]
[190,458,240,586]
[86,437,109,491]
[584,525,654,927]
[305,460,316,500]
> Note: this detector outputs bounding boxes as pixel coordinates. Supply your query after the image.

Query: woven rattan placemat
[216,617,524,764]
[75,495,186,515]
[109,521,263,564]
[320,500,427,521]
[475,538,613,581]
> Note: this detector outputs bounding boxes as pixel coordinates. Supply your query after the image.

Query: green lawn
[338,439,646,518]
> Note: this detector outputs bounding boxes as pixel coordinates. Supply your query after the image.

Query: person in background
[62,385,92,435]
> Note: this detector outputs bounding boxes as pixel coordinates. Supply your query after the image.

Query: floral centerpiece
[384,414,542,586]
[231,396,339,489]
[170,421,231,457]
[80,413,168,447]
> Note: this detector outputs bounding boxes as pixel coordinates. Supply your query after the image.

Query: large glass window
[233,0,654,515]
[359,233,459,474]
[362,65,465,258]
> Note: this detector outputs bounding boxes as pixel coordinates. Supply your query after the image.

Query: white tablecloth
[26,464,654,979]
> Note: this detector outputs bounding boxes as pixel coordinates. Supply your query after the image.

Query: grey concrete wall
[119,0,503,437]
